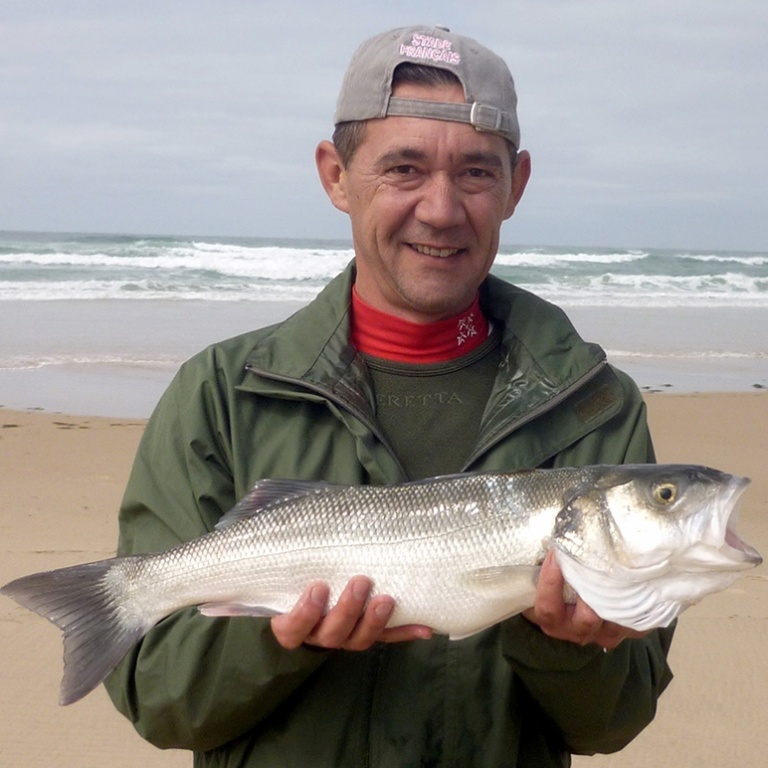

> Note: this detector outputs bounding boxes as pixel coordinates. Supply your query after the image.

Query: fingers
[526,550,567,627]
[271,582,329,650]
[524,551,648,650]
[270,576,433,651]
[307,577,390,650]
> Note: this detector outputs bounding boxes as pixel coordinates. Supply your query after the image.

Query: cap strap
[386,97,514,143]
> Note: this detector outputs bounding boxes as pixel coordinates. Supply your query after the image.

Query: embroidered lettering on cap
[411,34,452,50]
[399,33,461,65]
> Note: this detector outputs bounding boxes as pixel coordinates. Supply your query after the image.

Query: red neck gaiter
[350,287,490,364]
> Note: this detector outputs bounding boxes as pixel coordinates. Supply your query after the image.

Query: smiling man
[317,75,529,324]
[105,26,674,767]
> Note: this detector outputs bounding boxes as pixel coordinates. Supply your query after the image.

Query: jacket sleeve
[502,367,675,755]
[502,618,674,754]
[103,358,329,752]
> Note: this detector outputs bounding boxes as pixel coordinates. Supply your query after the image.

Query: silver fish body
[1,464,761,705]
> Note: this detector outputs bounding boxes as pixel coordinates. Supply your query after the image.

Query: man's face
[322,80,530,323]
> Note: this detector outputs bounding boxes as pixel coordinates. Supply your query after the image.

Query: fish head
[554,464,759,573]
[550,464,761,629]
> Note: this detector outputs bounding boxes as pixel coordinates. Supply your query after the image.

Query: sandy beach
[1,392,766,767]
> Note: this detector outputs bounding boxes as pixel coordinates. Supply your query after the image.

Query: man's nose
[414,175,467,229]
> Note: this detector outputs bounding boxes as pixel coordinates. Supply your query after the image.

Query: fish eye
[652,482,677,505]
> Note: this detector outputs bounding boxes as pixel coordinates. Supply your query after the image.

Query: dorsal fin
[215,478,343,529]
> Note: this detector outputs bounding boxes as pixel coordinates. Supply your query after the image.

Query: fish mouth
[721,475,761,565]
[691,474,762,569]
[724,524,762,564]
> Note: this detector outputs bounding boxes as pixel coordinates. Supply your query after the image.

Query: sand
[1,393,766,767]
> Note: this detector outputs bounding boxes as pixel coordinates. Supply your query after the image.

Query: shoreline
[1,300,766,418]
[1,363,765,419]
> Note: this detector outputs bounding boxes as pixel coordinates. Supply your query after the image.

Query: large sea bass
[1,464,761,705]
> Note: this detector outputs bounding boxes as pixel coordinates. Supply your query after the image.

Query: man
[105,26,674,767]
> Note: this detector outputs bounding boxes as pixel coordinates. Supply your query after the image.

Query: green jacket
[105,265,674,767]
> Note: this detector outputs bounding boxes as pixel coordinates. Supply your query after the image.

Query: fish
[1,463,761,706]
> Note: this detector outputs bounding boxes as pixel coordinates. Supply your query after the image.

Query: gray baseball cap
[334,25,520,148]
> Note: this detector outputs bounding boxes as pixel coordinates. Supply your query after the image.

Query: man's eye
[466,168,492,178]
[391,165,416,175]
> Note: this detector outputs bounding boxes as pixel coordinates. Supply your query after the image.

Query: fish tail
[1,558,151,705]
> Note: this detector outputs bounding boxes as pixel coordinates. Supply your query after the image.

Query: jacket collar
[477,275,608,427]
[241,261,613,449]
[242,263,374,419]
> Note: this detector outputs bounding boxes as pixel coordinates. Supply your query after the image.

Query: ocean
[1,231,765,307]
[1,230,766,416]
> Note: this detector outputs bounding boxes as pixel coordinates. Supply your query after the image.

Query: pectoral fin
[461,565,538,600]
[447,565,539,640]
[198,603,281,618]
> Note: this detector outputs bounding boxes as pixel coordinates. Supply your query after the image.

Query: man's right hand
[271,576,433,651]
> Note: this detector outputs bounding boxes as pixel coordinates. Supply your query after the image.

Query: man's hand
[523,551,648,650]
[271,576,433,651]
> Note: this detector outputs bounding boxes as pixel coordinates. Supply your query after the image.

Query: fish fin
[448,623,498,641]
[461,565,538,599]
[447,612,524,641]
[199,602,281,618]
[1,558,153,705]
[216,478,344,529]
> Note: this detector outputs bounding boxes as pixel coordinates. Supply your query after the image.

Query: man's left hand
[523,551,649,650]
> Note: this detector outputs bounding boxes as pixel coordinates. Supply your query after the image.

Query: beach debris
[1,464,761,705]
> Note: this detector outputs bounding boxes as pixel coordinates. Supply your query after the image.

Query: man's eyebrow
[461,150,505,169]
[376,148,429,167]
[375,147,505,169]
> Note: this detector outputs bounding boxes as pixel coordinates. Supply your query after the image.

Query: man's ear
[316,140,350,214]
[504,149,531,220]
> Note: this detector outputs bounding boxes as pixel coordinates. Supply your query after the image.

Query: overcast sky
[2,0,766,251]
